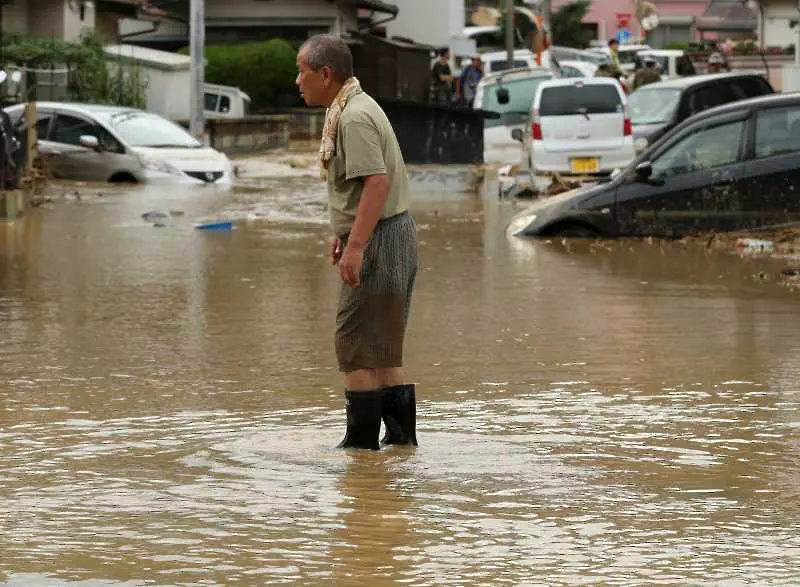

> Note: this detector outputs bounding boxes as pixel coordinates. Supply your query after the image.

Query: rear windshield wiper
[576,107,590,121]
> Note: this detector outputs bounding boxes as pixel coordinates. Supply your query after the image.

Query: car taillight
[623,104,632,136]
[531,108,542,140]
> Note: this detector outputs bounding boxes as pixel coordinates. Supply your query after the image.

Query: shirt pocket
[330,148,347,184]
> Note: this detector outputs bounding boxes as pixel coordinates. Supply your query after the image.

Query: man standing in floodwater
[295,34,419,451]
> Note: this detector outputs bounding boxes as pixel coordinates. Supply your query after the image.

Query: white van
[473,66,556,165]
[203,83,251,119]
[524,77,635,177]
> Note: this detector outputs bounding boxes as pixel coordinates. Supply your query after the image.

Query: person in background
[632,55,661,90]
[457,55,483,107]
[707,52,727,74]
[431,48,454,104]
[594,55,617,78]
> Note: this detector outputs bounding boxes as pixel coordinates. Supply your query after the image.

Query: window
[629,88,681,125]
[51,114,96,145]
[479,74,554,128]
[651,120,744,178]
[560,66,582,78]
[676,56,696,76]
[755,106,800,158]
[102,111,201,148]
[219,95,231,113]
[36,113,54,140]
[733,77,771,99]
[539,84,621,116]
[687,84,726,116]
[204,92,219,111]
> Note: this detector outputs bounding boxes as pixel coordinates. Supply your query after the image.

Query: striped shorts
[335,211,418,373]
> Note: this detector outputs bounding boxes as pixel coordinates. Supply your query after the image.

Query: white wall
[762,0,800,47]
[384,0,465,47]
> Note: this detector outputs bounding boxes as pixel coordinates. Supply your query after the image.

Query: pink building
[550,0,714,47]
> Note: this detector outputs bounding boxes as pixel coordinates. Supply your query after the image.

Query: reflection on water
[1,173,799,585]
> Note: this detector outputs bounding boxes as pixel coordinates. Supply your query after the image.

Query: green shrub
[663,42,690,51]
[180,39,297,110]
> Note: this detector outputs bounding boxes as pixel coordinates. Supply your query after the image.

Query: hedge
[179,39,297,110]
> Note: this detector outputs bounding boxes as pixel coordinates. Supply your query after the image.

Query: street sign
[616,28,631,44]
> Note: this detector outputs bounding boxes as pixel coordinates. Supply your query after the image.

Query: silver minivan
[524,78,635,177]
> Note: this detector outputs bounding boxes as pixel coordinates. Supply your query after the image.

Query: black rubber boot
[336,390,382,450]
[380,384,418,446]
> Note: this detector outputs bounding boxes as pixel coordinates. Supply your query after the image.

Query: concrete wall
[3,0,29,35]
[282,108,326,142]
[761,0,800,47]
[175,115,291,154]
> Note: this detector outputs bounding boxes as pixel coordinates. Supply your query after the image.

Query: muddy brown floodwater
[1,161,799,586]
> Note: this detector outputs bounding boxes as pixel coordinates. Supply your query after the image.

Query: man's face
[472,57,482,70]
[441,52,450,63]
[296,50,331,107]
[609,42,619,54]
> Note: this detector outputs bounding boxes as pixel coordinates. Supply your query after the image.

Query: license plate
[570,158,599,174]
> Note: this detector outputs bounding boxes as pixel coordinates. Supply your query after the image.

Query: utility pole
[189,0,205,140]
[540,0,552,44]
[505,0,514,69]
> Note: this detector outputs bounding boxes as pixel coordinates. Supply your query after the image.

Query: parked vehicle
[629,72,774,156]
[634,49,696,80]
[477,48,556,74]
[473,67,556,165]
[584,43,652,74]
[514,77,635,179]
[3,102,234,184]
[507,93,800,239]
[557,60,598,78]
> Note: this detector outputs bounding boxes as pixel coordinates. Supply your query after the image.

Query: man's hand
[338,242,364,288]
[330,237,342,266]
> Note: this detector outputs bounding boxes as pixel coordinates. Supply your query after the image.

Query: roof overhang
[697,1,757,32]
[343,0,398,16]
[96,0,166,19]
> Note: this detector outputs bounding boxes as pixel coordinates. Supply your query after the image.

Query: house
[749,0,800,48]
[0,0,164,42]
[549,0,711,45]
[548,0,755,47]
[118,0,397,50]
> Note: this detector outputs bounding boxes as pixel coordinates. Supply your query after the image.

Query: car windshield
[102,111,202,148]
[480,75,554,128]
[629,88,681,125]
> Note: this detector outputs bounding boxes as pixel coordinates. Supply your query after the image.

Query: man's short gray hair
[300,34,354,81]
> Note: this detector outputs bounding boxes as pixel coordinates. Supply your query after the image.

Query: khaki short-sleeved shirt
[327,92,410,237]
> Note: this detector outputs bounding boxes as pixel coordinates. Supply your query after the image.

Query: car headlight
[507,213,537,237]
[139,155,182,176]
[634,137,649,153]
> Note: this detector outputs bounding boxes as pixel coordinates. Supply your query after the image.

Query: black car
[508,92,800,239]
[629,72,774,155]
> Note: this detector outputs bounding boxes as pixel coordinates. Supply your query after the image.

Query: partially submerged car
[507,92,800,239]
[629,71,774,155]
[4,101,233,184]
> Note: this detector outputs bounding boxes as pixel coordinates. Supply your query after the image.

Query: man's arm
[346,174,389,250]
[337,120,390,287]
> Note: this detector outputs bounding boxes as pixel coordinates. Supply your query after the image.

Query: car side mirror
[635,161,653,181]
[510,128,523,142]
[496,87,510,104]
[79,134,101,151]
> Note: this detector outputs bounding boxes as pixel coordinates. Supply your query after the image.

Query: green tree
[550,0,591,48]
